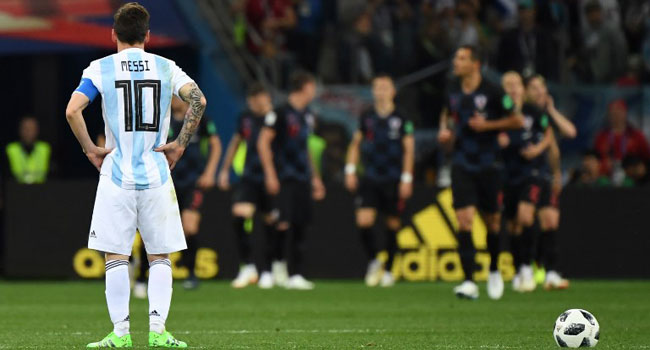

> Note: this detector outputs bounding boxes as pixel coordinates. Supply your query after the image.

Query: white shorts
[88,175,186,256]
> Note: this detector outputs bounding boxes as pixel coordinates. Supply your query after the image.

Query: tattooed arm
[155,82,207,169]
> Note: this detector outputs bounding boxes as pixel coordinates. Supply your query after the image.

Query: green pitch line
[0,280,648,349]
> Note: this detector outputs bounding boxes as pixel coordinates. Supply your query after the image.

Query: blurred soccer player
[133,96,220,295]
[258,70,325,290]
[219,83,279,289]
[500,71,553,293]
[438,46,524,300]
[345,74,414,287]
[65,3,204,347]
[526,75,572,290]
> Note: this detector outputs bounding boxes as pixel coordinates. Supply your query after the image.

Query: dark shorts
[232,179,273,214]
[503,177,555,219]
[176,186,204,212]
[451,164,503,213]
[356,180,405,216]
[277,180,312,225]
[538,178,559,209]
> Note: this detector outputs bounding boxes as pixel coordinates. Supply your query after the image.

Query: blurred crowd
[230,0,650,85]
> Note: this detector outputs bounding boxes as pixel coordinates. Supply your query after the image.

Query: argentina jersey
[73,48,194,190]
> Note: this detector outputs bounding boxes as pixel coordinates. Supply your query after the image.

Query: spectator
[570,150,611,186]
[621,155,650,187]
[496,0,559,80]
[288,0,324,73]
[593,99,650,178]
[574,0,628,83]
[338,10,375,83]
[5,116,51,184]
[455,0,481,48]
[245,0,296,57]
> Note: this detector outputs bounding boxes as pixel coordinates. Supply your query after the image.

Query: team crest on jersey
[474,94,487,110]
[388,117,402,139]
[242,118,252,139]
[287,113,300,137]
[523,115,534,130]
[305,113,315,131]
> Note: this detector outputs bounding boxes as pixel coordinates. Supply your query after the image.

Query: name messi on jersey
[121,60,151,72]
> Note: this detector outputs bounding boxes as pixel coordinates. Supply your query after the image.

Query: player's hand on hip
[438,128,452,144]
[344,174,358,192]
[197,172,216,190]
[217,171,230,191]
[312,176,326,201]
[468,114,487,132]
[498,132,510,148]
[86,146,112,172]
[265,175,280,196]
[399,181,413,200]
[155,141,185,170]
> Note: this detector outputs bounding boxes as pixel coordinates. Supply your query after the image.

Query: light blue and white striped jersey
[74,48,194,190]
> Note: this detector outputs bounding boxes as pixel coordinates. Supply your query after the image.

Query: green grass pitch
[0,280,648,349]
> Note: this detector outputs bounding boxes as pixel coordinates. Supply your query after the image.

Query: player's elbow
[65,107,80,123]
[199,96,207,109]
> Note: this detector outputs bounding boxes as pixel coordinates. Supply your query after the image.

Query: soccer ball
[553,309,600,348]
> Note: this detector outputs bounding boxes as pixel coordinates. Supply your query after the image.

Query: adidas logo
[123,315,130,322]
[150,310,160,317]
[90,230,97,238]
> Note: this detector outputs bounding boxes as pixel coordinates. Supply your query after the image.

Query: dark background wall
[4,181,649,280]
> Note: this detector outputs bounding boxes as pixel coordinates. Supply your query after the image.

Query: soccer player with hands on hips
[65,2,204,348]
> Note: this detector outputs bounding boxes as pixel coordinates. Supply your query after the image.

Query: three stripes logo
[389,188,515,282]
[89,230,97,239]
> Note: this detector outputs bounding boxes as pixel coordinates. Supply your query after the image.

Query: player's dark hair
[288,70,315,93]
[113,2,150,45]
[524,74,546,87]
[372,73,395,84]
[458,44,483,63]
[584,0,602,14]
[583,149,600,159]
[247,82,269,97]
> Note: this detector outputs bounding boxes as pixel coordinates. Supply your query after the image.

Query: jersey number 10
[115,79,161,132]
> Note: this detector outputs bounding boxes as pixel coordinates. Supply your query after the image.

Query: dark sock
[543,230,558,271]
[274,228,288,262]
[184,235,199,278]
[288,224,306,276]
[520,226,534,266]
[457,230,476,281]
[137,244,148,283]
[262,223,277,272]
[510,235,522,273]
[359,227,376,261]
[233,216,252,264]
[385,229,398,272]
[535,230,545,267]
[487,232,500,272]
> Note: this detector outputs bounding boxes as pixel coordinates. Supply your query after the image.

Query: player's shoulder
[480,79,504,95]
[445,78,462,93]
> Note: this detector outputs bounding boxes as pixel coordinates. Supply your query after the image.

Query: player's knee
[517,204,535,227]
[147,253,169,263]
[182,210,200,234]
[386,216,401,231]
[539,210,559,231]
[456,213,473,231]
[356,216,374,228]
[276,221,290,231]
[232,203,255,218]
[105,253,129,261]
